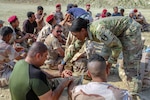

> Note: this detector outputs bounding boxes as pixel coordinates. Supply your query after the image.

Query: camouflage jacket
[64,16,131,64]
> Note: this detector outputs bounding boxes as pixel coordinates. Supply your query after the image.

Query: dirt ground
[1,68,150,100]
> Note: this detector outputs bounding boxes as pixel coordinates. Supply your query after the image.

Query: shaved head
[28,42,48,57]
[88,54,106,78]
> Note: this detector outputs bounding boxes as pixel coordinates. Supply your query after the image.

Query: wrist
[61,60,66,66]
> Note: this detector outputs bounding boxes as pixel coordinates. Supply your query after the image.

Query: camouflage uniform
[64,32,103,77]
[72,82,132,100]
[140,48,150,90]
[35,13,45,32]
[64,16,143,94]
[54,11,63,24]
[37,23,52,43]
[44,34,63,69]
[0,40,19,86]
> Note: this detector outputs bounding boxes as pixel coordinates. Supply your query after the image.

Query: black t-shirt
[23,19,37,34]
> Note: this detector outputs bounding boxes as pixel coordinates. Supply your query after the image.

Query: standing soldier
[58,16,143,99]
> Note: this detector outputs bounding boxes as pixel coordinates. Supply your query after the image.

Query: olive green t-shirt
[9,60,52,100]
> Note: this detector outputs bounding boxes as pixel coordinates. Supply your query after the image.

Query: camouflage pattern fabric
[36,23,52,43]
[140,49,150,90]
[44,34,63,69]
[64,16,143,94]
[48,76,82,100]
[54,11,63,24]
[0,40,18,86]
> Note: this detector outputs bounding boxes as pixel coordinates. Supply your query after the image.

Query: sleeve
[34,21,38,28]
[52,39,61,50]
[96,27,122,64]
[23,21,27,33]
[31,72,52,96]
[31,79,51,96]
[67,8,74,15]
[63,39,84,63]
[6,45,19,60]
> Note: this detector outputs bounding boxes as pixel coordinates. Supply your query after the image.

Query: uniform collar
[87,25,93,40]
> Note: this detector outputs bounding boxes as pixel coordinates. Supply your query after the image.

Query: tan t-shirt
[44,34,61,60]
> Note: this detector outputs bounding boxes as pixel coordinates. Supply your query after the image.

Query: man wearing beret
[37,14,56,42]
[8,15,31,47]
[53,3,64,24]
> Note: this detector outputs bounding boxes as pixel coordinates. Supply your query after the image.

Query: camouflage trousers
[101,20,143,94]
[45,57,63,70]
[140,52,150,90]
[0,62,15,87]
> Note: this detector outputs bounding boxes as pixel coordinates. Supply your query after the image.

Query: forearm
[108,44,122,64]
[51,81,66,100]
[15,37,26,43]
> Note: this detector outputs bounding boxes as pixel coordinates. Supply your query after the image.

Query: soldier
[53,3,64,24]
[140,47,150,90]
[85,4,92,16]
[36,14,56,42]
[0,26,25,87]
[58,17,143,98]
[44,24,65,70]
[8,15,31,46]
[72,54,131,100]
[35,6,46,32]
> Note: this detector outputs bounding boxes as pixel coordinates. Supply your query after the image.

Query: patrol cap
[56,3,61,8]
[0,20,4,24]
[46,14,54,22]
[8,15,18,23]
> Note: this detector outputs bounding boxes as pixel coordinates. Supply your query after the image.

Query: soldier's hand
[24,33,30,39]
[64,14,70,22]
[62,77,73,87]
[61,70,72,78]
[58,64,64,73]
[106,61,112,75]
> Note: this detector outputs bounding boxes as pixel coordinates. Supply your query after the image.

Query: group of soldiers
[0,3,150,100]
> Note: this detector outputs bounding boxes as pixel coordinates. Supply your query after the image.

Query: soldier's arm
[62,39,84,65]
[97,29,122,64]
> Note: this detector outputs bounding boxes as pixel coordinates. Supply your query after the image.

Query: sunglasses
[56,30,63,33]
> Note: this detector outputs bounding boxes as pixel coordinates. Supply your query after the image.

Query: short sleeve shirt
[44,34,61,60]
[23,19,37,34]
[0,40,18,65]
[9,60,52,100]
